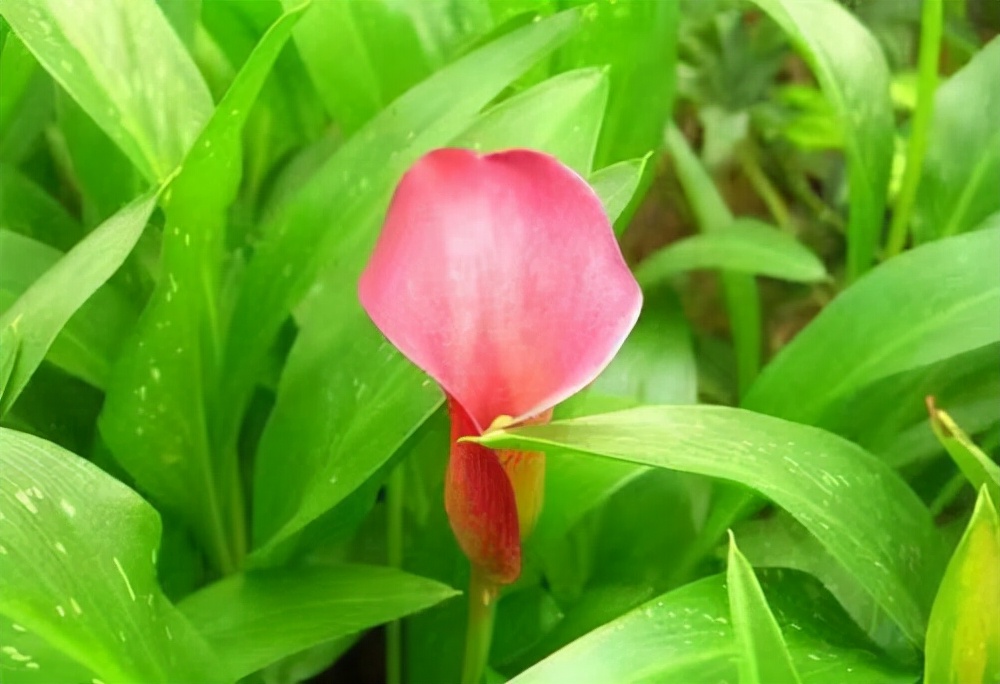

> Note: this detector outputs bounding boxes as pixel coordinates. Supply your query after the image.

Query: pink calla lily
[359,148,642,584]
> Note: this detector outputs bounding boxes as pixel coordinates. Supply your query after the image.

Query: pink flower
[359,148,641,584]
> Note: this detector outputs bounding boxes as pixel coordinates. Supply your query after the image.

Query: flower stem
[386,465,405,684]
[461,567,498,684]
[884,0,943,257]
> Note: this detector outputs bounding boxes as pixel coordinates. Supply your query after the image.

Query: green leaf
[178,565,458,679]
[0,428,224,684]
[478,405,945,645]
[0,613,96,683]
[0,164,82,252]
[0,191,157,416]
[285,0,433,133]
[220,10,581,462]
[664,124,761,396]
[927,399,1000,511]
[914,37,1000,242]
[925,487,1000,684]
[98,3,306,573]
[554,0,679,166]
[0,33,51,164]
[454,66,609,176]
[727,532,802,684]
[2,0,213,180]
[588,157,648,232]
[746,0,892,280]
[509,571,914,684]
[0,230,136,390]
[590,287,697,405]
[744,224,1000,426]
[636,218,828,286]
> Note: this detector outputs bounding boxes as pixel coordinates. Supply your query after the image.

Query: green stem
[461,567,498,684]
[884,0,943,257]
[737,140,793,231]
[386,465,405,684]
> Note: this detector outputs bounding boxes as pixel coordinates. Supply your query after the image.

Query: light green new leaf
[636,218,828,286]
[510,571,914,684]
[453,67,609,176]
[727,532,802,684]
[178,565,457,679]
[1,0,213,180]
[746,0,892,280]
[925,487,1000,684]
[99,4,306,573]
[665,125,760,396]
[588,156,648,233]
[478,405,945,645]
[914,37,1000,242]
[0,428,225,684]
[0,230,136,389]
[0,191,156,416]
[927,399,1000,511]
[744,224,1000,425]
[220,10,581,458]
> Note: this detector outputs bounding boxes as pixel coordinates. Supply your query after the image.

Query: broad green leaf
[925,488,1000,684]
[636,219,828,285]
[588,157,647,233]
[590,288,696,405]
[744,225,1000,426]
[0,32,51,164]
[156,0,201,47]
[0,164,81,252]
[510,571,914,684]
[491,587,563,666]
[927,399,1000,510]
[285,0,432,133]
[727,533,802,684]
[746,0,893,280]
[554,0,679,167]
[220,10,581,462]
[0,230,136,389]
[453,67,609,176]
[0,191,156,416]
[99,4,306,573]
[1,0,213,180]
[0,614,95,683]
[478,405,945,645]
[914,37,1000,242]
[0,428,224,684]
[665,124,760,396]
[178,565,457,679]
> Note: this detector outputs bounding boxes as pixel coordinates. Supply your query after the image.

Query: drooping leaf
[0,190,157,416]
[0,428,225,684]
[744,224,1000,426]
[178,565,458,679]
[636,218,828,285]
[914,37,1000,242]
[2,0,213,180]
[746,0,893,280]
[924,487,1000,684]
[509,571,914,684]
[98,3,306,574]
[478,405,945,645]
[727,532,802,684]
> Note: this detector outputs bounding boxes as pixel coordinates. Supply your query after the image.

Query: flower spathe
[359,148,642,585]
